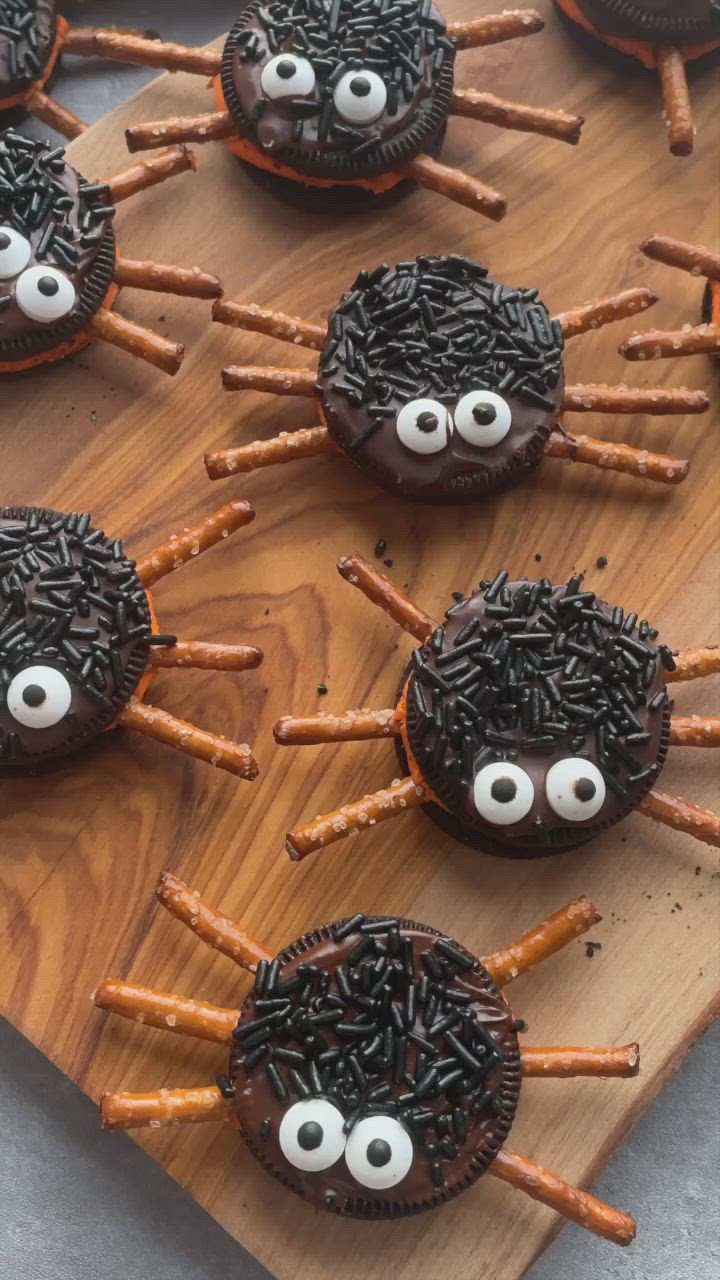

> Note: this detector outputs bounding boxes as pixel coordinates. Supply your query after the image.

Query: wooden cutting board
[1,4,718,1277]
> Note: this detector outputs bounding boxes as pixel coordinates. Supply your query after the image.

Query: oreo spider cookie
[563,1,720,42]
[0,1,58,102]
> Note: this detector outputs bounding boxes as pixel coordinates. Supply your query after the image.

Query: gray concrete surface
[1,3,718,1277]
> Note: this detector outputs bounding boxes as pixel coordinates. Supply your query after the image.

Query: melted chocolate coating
[221,0,454,181]
[231,917,521,1217]
[0,1,56,100]
[576,0,720,40]
[403,577,672,854]
[0,507,151,772]
[318,256,564,504]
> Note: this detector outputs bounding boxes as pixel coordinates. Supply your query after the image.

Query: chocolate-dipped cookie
[206,252,708,501]
[97,877,639,1245]
[274,561,720,858]
[0,502,262,778]
[619,235,720,364]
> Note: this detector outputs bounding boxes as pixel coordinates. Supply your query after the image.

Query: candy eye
[396,398,451,455]
[545,758,606,822]
[6,665,73,729]
[279,1099,346,1172]
[0,226,31,280]
[261,53,316,100]
[333,69,387,125]
[345,1116,414,1190]
[454,391,512,448]
[15,266,77,322]
[473,761,534,826]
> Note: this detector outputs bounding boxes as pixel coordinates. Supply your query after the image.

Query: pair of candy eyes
[5,666,73,730]
[474,759,607,826]
[261,55,388,126]
[396,391,512,456]
[0,228,77,322]
[279,1099,414,1190]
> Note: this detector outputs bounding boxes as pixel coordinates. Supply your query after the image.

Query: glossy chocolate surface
[0,0,56,100]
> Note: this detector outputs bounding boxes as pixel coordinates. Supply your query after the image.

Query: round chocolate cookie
[0,131,116,366]
[569,1,720,41]
[230,915,521,1218]
[0,506,152,772]
[220,0,454,189]
[317,256,565,504]
[400,573,673,856]
[0,1,57,102]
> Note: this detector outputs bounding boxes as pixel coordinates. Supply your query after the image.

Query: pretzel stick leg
[102,1087,229,1133]
[657,47,694,157]
[521,1044,640,1078]
[482,897,600,987]
[621,325,720,361]
[450,90,583,145]
[489,1148,636,1246]
[62,30,223,76]
[114,257,221,300]
[286,777,427,862]
[221,365,318,396]
[670,716,720,747]
[338,555,436,643]
[640,236,720,283]
[106,146,195,203]
[638,790,720,847]
[274,708,400,746]
[68,27,162,42]
[213,298,326,351]
[562,384,708,414]
[447,11,543,49]
[126,111,237,153]
[545,431,690,486]
[136,499,255,586]
[87,309,184,376]
[149,641,263,672]
[665,647,720,682]
[116,697,258,781]
[554,288,658,339]
[402,154,506,221]
[94,979,239,1044]
[156,871,272,970]
[26,88,87,138]
[205,427,335,480]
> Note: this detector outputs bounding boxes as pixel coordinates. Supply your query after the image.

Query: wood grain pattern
[0,4,718,1277]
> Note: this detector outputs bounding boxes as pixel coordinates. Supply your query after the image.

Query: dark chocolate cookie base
[553,1,720,68]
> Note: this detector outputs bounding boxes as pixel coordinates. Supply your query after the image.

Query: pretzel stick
[156,871,272,970]
[666,647,720,682]
[94,979,239,1044]
[222,365,318,396]
[88,309,184,376]
[338,555,436,643]
[126,111,237,153]
[286,776,427,862]
[275,708,400,746]
[402,154,506,221]
[489,1148,636,1246]
[447,11,543,49]
[68,27,162,42]
[670,716,720,746]
[106,146,195,203]
[640,236,720,282]
[149,642,263,672]
[521,1044,640,1078]
[638,790,720,847]
[102,1087,230,1133]
[555,287,658,339]
[205,427,335,480]
[26,88,86,139]
[482,897,600,987]
[114,257,221,300]
[136,500,255,586]
[545,431,690,486]
[117,698,258,780]
[562,384,708,414]
[657,47,694,157]
[213,298,326,351]
[620,325,720,361]
[62,30,223,76]
[450,90,582,145]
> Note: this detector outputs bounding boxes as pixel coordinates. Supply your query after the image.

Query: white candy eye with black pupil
[333,69,387,124]
[6,665,73,729]
[15,265,76,322]
[454,390,512,448]
[545,758,606,822]
[473,761,535,826]
[344,1116,414,1190]
[279,1098,346,1172]
[261,53,315,99]
[0,226,31,280]
[396,397,451,455]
